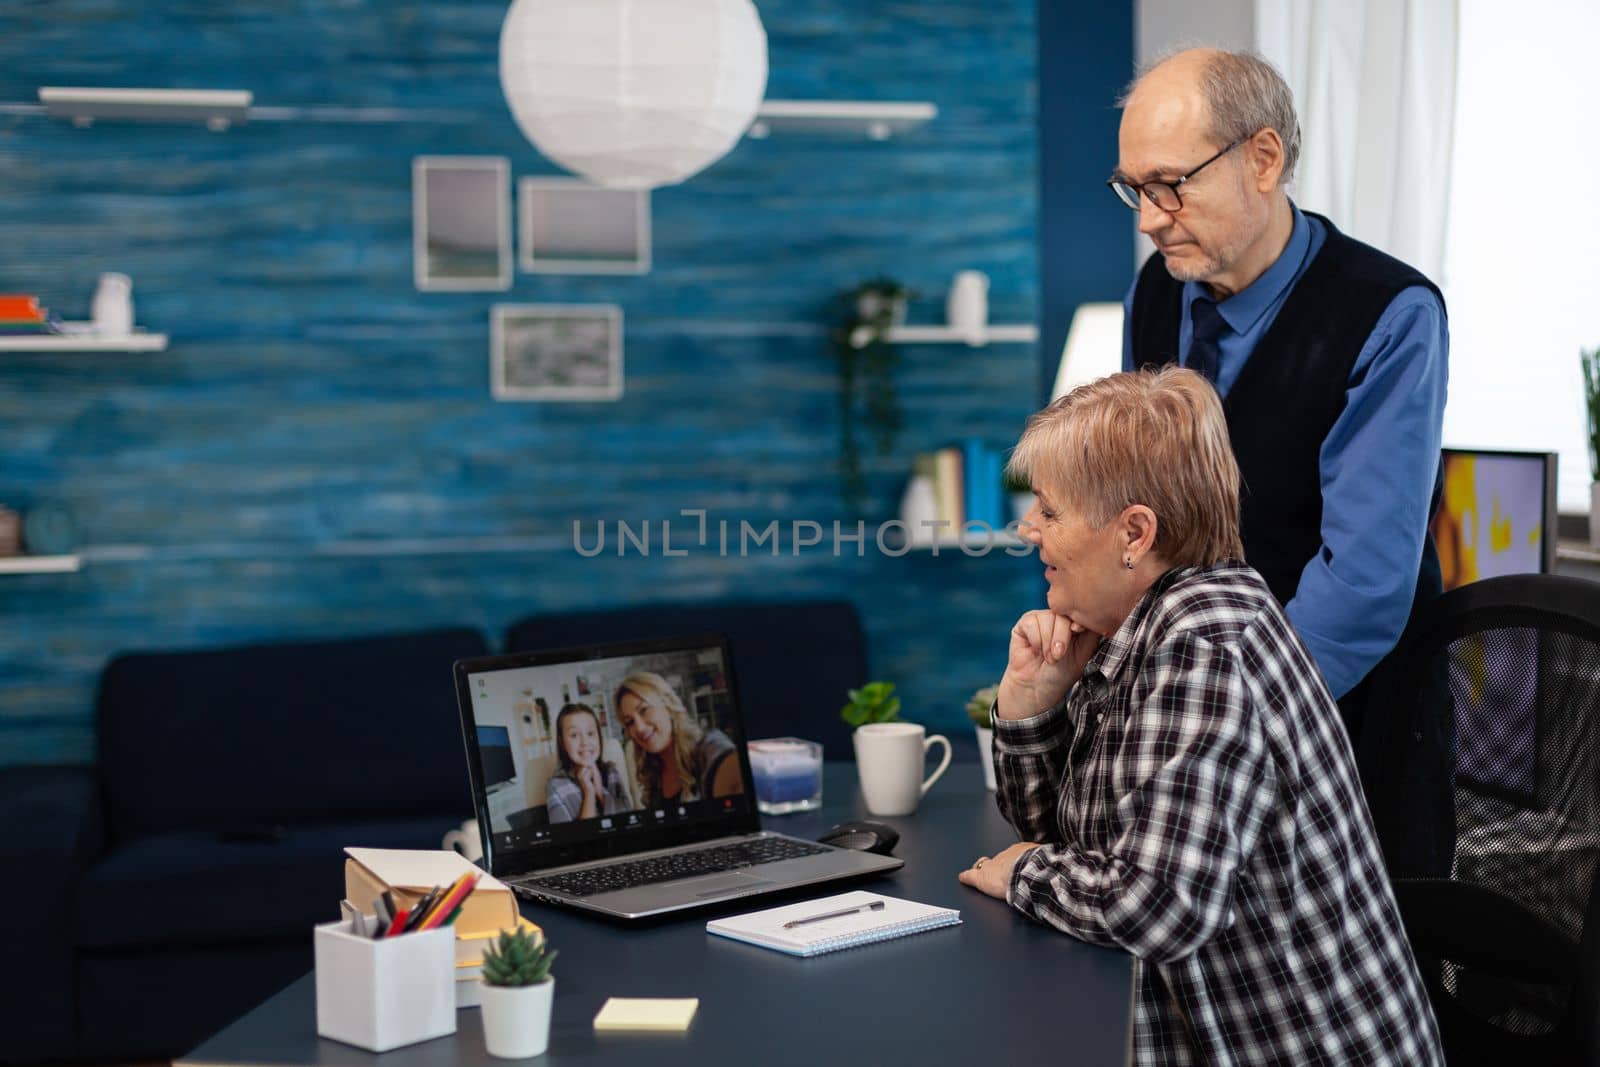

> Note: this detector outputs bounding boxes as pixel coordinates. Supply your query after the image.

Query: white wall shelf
[849,324,1039,349]
[0,326,167,352]
[39,87,253,130]
[0,554,82,574]
[18,92,932,137]
[747,100,936,140]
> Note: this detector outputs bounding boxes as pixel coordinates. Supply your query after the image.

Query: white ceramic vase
[974,724,996,791]
[946,270,989,345]
[480,979,554,1059]
[91,272,134,337]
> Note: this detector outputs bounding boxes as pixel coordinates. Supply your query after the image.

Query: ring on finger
[974,857,987,869]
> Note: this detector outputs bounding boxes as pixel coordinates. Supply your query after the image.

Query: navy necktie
[1188,298,1226,385]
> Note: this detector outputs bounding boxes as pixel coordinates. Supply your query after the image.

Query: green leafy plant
[830,278,911,516]
[840,680,902,727]
[965,684,999,728]
[481,926,557,987]
[1583,346,1600,482]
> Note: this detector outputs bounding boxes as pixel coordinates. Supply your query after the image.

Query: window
[1441,0,1600,512]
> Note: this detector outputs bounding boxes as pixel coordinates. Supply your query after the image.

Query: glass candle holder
[748,737,823,815]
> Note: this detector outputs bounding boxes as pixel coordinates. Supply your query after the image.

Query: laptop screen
[456,635,757,871]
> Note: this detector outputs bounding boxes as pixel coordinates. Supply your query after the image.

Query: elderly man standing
[1113,49,1449,866]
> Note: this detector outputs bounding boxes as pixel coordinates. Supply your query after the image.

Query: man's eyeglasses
[1107,138,1246,212]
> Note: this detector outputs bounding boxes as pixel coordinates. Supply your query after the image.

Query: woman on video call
[545,702,633,823]
[614,671,743,805]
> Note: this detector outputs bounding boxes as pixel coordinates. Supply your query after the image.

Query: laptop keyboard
[521,837,834,898]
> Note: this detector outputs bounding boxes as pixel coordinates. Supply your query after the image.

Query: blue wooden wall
[0,1,1133,766]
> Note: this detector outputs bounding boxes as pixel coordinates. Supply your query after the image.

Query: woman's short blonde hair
[1007,367,1244,567]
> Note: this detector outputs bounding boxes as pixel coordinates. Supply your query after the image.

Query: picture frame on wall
[413,156,511,291]
[518,177,651,274]
[491,304,624,402]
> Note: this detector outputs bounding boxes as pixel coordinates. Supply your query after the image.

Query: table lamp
[1052,302,1125,400]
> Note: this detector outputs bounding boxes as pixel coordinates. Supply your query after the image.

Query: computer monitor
[476,725,515,787]
[1431,448,1557,591]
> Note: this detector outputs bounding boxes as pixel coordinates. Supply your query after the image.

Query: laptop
[452,633,902,920]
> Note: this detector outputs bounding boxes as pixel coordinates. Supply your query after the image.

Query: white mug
[91,272,134,337]
[441,817,482,863]
[853,722,952,817]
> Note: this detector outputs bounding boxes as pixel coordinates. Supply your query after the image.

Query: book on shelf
[933,447,964,529]
[906,442,1011,541]
[343,846,520,938]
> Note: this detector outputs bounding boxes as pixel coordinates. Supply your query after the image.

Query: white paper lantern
[499,0,768,190]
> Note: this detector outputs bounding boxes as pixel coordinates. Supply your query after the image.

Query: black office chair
[1361,574,1600,1066]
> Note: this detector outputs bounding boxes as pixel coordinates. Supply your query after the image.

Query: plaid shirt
[994,560,1442,1066]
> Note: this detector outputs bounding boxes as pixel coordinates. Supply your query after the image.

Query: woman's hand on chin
[996,609,1100,719]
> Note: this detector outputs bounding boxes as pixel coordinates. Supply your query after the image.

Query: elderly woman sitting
[959,368,1441,1065]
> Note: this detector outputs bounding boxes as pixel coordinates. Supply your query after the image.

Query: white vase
[899,475,938,545]
[91,272,134,337]
[946,270,989,345]
[480,979,553,1059]
[1591,483,1600,549]
[974,725,996,791]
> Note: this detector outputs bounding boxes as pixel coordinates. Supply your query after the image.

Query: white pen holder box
[314,920,456,1052]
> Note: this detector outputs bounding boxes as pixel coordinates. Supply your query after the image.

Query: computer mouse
[817,820,900,856]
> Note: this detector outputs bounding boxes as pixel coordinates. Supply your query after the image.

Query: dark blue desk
[180,763,1134,1066]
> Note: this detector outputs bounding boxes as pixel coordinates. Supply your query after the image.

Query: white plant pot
[975,724,996,791]
[480,979,553,1059]
[1591,483,1600,549]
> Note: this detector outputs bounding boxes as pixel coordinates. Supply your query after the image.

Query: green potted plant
[830,278,911,517]
[1583,346,1600,547]
[479,926,558,1058]
[839,680,902,727]
[966,684,999,791]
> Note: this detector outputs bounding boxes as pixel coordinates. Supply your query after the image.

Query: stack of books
[343,847,540,1009]
[0,295,55,335]
[907,440,1010,541]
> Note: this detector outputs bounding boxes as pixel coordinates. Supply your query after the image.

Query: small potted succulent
[840,680,902,728]
[966,684,999,791]
[479,926,558,1058]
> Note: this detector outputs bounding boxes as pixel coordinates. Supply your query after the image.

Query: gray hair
[1120,49,1301,186]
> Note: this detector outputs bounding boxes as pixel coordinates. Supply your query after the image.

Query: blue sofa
[4,627,488,1062]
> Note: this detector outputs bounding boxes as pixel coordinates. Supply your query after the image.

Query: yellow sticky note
[593,997,700,1033]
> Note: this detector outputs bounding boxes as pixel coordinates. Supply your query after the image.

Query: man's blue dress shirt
[1121,204,1449,699]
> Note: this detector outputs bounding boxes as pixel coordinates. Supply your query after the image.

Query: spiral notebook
[706,890,961,958]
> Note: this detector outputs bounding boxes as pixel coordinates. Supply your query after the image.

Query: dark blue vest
[1128,212,1445,732]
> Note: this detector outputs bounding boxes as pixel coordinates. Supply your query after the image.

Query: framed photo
[518,177,650,274]
[413,156,511,291]
[491,304,623,402]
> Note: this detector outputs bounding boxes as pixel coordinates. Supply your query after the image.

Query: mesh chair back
[1364,574,1600,1058]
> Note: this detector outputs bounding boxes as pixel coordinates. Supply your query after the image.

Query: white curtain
[1254,0,1458,282]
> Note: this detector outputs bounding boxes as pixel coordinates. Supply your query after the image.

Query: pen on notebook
[782,899,886,929]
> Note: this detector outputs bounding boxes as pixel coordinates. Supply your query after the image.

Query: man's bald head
[1122,48,1300,186]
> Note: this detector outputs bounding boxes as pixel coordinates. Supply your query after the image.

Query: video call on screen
[468,644,749,853]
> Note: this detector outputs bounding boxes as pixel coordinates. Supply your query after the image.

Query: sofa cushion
[0,766,102,1061]
[96,627,489,843]
[505,600,868,758]
[73,815,459,951]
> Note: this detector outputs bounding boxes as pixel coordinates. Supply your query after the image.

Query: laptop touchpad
[688,874,775,897]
